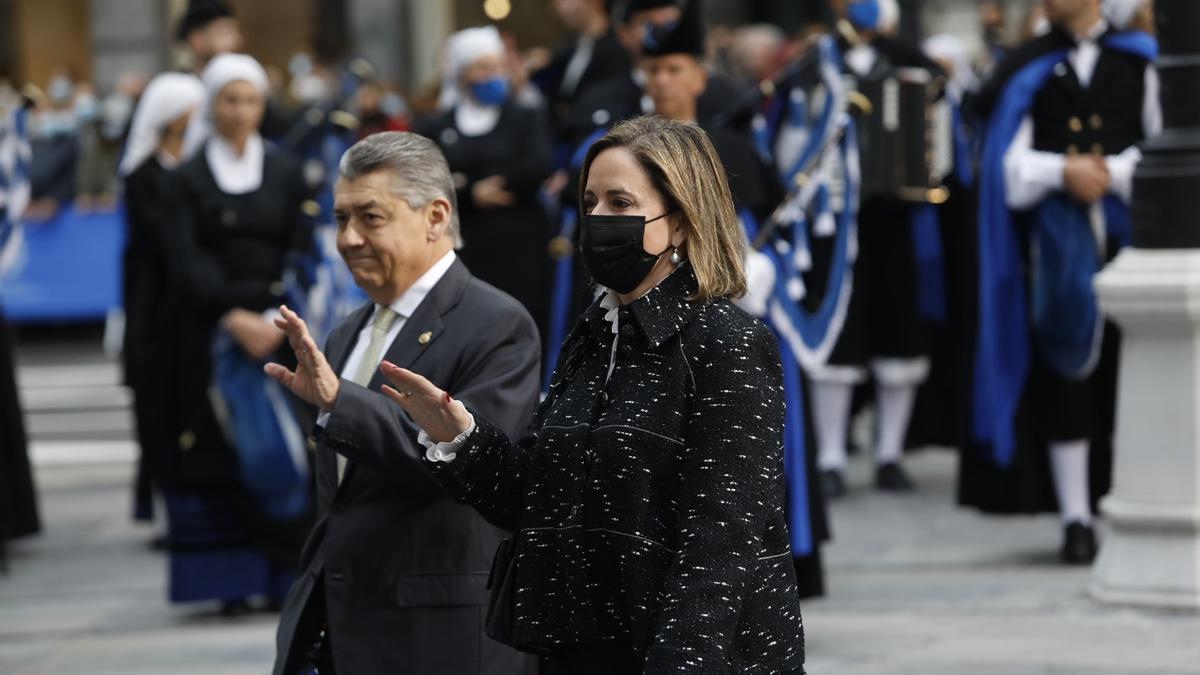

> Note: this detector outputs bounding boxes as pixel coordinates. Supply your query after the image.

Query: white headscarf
[118,72,205,177]
[438,26,505,112]
[923,33,980,100]
[1103,0,1144,30]
[187,53,270,194]
[182,53,269,159]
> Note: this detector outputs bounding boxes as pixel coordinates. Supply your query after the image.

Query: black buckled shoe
[1060,521,1098,565]
[874,462,916,492]
[821,469,847,500]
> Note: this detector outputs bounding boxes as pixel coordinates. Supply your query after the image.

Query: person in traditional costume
[176,0,243,77]
[639,0,783,219]
[0,93,40,552]
[416,26,553,338]
[534,0,631,139]
[164,53,314,610]
[804,0,944,498]
[965,0,1159,564]
[562,0,754,152]
[904,33,983,452]
[118,72,206,525]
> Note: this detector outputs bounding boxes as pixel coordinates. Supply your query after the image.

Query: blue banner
[0,205,125,323]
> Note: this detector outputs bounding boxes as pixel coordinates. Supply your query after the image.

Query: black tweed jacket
[430,265,805,674]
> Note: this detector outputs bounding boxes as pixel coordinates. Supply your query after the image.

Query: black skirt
[0,311,39,541]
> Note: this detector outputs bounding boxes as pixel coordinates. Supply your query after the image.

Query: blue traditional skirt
[164,491,295,604]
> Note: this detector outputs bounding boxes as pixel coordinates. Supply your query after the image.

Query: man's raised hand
[263,305,340,410]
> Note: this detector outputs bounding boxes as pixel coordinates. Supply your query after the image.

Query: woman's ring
[397,390,413,399]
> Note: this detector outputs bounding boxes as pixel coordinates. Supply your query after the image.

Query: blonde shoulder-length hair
[578,115,747,300]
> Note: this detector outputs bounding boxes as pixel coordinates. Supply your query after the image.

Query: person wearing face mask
[417,26,553,338]
[373,115,806,674]
[164,53,314,612]
[26,71,79,220]
[639,1,828,603]
[117,72,205,526]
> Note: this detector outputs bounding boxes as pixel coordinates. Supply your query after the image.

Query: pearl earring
[670,247,682,265]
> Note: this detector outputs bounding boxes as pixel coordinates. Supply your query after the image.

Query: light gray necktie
[338,305,400,482]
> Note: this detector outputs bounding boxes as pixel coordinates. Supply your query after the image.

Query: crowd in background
[8,1,1071,224]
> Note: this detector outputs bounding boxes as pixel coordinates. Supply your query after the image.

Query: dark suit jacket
[273,259,541,675]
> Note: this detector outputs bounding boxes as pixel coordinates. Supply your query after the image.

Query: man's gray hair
[337,132,463,248]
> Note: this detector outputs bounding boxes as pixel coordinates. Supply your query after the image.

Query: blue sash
[741,209,811,557]
[543,127,608,391]
[768,121,860,369]
[764,36,860,370]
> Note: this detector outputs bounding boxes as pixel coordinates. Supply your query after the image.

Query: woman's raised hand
[379,361,473,443]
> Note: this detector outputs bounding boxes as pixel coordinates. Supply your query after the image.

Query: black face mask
[579,212,674,294]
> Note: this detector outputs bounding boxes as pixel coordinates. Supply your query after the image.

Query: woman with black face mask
[378,115,806,674]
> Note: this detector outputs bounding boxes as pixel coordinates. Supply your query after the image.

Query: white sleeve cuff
[1004,117,1066,211]
[417,400,476,463]
[1106,146,1142,205]
[737,249,776,318]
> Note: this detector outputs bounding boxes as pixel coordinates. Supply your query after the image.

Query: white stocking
[1050,439,1092,525]
[811,380,853,472]
[874,382,916,466]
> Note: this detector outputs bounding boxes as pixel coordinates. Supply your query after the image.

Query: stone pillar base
[1091,248,1200,610]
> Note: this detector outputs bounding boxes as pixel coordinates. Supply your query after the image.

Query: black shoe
[821,469,847,499]
[220,599,252,617]
[874,462,915,492]
[1060,521,1098,565]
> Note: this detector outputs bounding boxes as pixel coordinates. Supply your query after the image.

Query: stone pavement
[4,453,1199,674]
[803,455,1200,675]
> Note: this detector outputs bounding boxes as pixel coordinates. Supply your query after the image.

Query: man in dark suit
[266,132,541,675]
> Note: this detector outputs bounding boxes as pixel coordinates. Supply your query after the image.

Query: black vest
[1030,45,1147,156]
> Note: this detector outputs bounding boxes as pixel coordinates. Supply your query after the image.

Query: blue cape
[971,31,1156,467]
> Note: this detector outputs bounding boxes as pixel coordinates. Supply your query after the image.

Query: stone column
[1090,0,1200,610]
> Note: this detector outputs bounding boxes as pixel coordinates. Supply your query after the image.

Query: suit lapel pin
[418,331,432,345]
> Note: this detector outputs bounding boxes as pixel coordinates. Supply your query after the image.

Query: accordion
[850,66,951,204]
